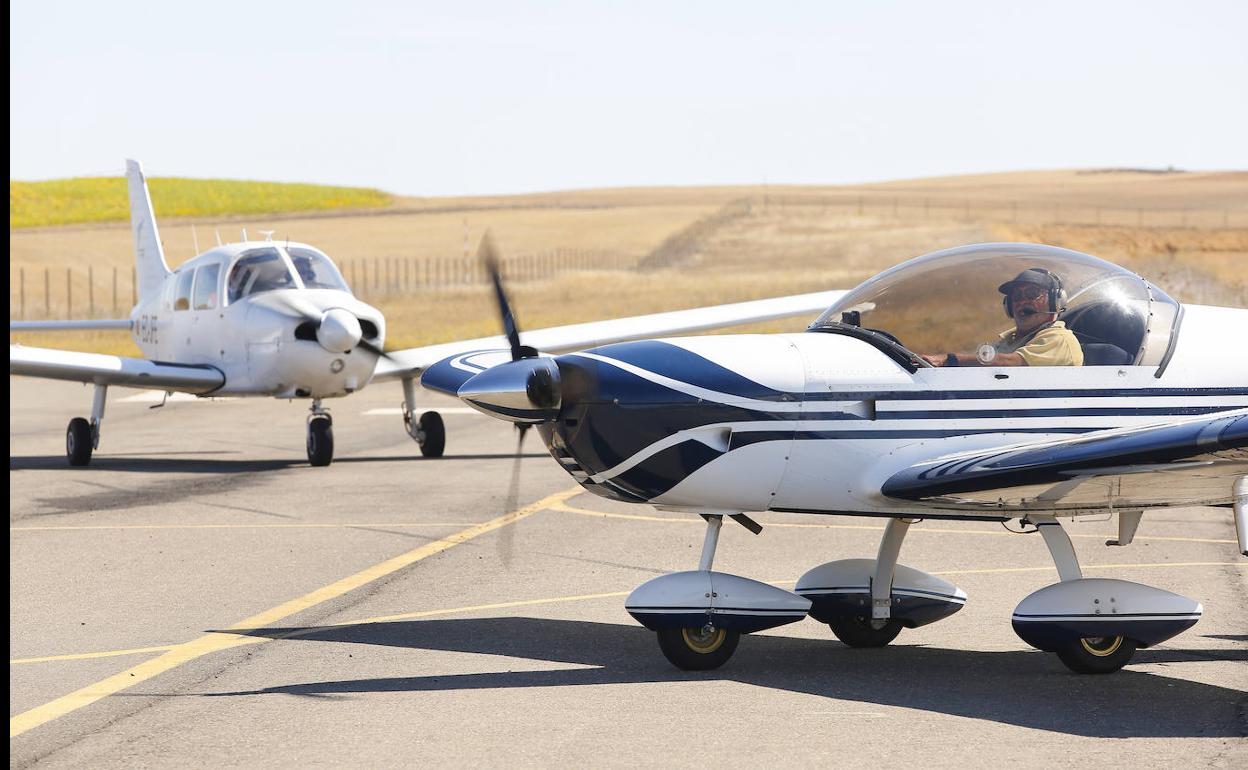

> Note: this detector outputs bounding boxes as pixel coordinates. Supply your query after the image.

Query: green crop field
[9,176,393,228]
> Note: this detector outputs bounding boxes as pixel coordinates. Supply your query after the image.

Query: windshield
[227,248,298,303]
[287,246,349,291]
[811,243,1180,366]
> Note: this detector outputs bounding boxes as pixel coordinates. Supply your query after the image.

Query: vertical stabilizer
[125,159,171,303]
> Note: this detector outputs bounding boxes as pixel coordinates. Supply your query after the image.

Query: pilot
[921,268,1083,367]
[293,255,317,284]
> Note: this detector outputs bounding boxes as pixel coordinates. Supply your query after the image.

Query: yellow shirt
[996,321,1083,366]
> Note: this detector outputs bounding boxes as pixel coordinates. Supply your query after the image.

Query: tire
[1055,635,1137,674]
[828,616,903,648]
[656,626,741,671]
[66,417,93,467]
[418,411,445,458]
[307,417,334,467]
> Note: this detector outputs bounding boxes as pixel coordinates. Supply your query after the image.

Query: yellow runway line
[9,486,580,739]
[550,502,1238,545]
[11,646,178,665]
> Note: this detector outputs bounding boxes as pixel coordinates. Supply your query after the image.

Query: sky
[9,1,1248,196]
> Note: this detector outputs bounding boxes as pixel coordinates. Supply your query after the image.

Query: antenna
[214,228,223,246]
[242,228,248,242]
[191,224,201,254]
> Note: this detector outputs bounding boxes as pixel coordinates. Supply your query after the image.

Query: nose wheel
[306,400,334,466]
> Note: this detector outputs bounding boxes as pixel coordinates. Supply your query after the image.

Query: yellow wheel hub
[682,626,727,654]
[1079,636,1124,657]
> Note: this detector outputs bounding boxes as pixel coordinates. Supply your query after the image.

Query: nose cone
[317,308,363,353]
[457,357,561,423]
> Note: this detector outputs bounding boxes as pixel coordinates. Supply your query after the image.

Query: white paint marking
[362,407,483,416]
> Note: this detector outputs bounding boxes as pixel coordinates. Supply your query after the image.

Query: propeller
[475,232,553,566]
[457,233,561,420]
[480,232,537,361]
[271,294,393,360]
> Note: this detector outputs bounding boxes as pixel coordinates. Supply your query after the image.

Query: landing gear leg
[829,517,909,647]
[402,377,444,458]
[655,514,741,671]
[1031,514,1137,674]
[306,399,334,467]
[66,384,107,467]
[1233,477,1247,557]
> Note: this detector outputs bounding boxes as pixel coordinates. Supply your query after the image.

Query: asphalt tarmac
[10,376,1248,768]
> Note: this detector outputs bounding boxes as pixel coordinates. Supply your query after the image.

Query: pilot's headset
[1000,267,1068,318]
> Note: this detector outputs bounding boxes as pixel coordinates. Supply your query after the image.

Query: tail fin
[125,159,171,303]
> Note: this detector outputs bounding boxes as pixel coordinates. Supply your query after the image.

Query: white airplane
[9,160,845,467]
[422,242,1248,674]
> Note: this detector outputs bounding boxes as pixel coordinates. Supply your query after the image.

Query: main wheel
[828,616,903,648]
[66,417,93,466]
[418,411,445,458]
[307,418,334,466]
[1055,635,1137,674]
[656,626,741,671]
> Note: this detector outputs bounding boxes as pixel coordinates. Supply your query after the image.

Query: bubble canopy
[811,243,1180,366]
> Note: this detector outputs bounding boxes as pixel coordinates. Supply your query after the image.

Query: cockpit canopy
[226,245,349,304]
[812,243,1181,366]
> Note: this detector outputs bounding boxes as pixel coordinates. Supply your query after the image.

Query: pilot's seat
[1059,301,1146,366]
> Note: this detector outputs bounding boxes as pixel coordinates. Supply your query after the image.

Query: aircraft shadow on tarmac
[218,617,1248,739]
[8,453,547,473]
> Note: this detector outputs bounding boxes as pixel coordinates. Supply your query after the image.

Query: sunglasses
[1009,285,1046,301]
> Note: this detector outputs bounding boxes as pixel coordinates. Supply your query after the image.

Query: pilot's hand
[919,354,946,367]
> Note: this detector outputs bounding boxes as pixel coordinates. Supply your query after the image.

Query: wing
[371,289,846,384]
[881,409,1248,511]
[10,345,225,394]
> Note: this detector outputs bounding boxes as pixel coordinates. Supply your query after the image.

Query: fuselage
[129,241,385,398]
[536,303,1248,517]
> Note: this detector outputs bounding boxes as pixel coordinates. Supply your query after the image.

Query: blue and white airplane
[422,242,1248,674]
[9,161,843,467]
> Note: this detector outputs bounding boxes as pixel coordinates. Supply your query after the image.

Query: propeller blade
[268,293,324,325]
[356,337,394,361]
[498,423,530,568]
[478,231,526,361]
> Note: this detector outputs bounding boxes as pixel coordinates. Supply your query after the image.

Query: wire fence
[9,195,1246,320]
[8,250,632,320]
[750,193,1248,229]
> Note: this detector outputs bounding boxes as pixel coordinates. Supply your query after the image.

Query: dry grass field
[10,169,1248,356]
